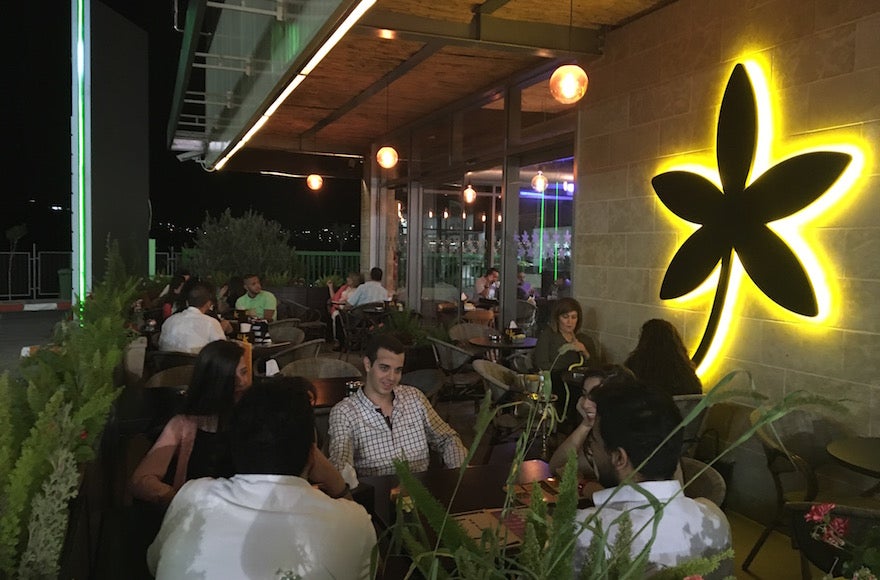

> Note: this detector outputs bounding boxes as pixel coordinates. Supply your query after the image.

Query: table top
[309,376,361,409]
[468,336,538,350]
[827,436,880,479]
[360,459,551,530]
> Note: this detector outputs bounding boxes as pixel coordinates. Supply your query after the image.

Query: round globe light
[549,64,588,105]
[376,146,399,169]
[531,171,548,193]
[306,174,323,190]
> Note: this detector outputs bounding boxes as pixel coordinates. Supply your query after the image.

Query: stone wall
[574,0,880,520]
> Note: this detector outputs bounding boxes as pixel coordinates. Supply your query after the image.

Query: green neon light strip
[538,192,545,274]
[76,0,87,307]
[554,183,559,280]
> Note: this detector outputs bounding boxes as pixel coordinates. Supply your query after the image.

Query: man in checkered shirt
[329,334,467,478]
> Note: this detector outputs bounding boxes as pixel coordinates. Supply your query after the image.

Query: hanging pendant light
[550,65,588,104]
[550,0,589,105]
[463,184,477,204]
[531,170,548,192]
[306,174,323,190]
[376,81,398,169]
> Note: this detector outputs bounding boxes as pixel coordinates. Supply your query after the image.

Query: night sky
[5,1,360,252]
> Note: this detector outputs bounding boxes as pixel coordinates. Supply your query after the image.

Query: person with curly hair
[624,318,702,396]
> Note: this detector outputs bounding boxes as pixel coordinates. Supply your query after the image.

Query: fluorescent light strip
[215,0,376,171]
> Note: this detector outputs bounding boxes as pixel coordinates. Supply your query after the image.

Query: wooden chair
[742,408,850,571]
[270,339,325,370]
[280,357,361,379]
[463,308,496,328]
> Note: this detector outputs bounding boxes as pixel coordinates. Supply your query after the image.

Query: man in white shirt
[473,267,499,302]
[158,282,230,354]
[148,376,376,579]
[346,267,389,307]
[329,334,467,479]
[573,377,731,577]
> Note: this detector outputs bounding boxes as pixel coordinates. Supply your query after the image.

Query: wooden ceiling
[180,0,672,174]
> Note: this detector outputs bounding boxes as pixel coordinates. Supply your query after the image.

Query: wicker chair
[277,300,327,340]
[679,456,727,507]
[280,357,361,379]
[673,394,709,457]
[427,336,482,401]
[267,322,305,346]
[514,299,538,336]
[340,302,388,354]
[448,322,493,355]
[269,339,325,370]
[401,369,445,406]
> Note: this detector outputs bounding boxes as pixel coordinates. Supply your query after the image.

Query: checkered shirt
[328,384,467,477]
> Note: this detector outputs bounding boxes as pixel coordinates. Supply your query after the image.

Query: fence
[0,248,71,299]
[296,251,361,283]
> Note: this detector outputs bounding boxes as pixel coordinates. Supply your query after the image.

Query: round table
[468,336,538,350]
[826,437,880,478]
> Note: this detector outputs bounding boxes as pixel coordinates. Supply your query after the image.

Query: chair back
[679,456,727,507]
[341,302,387,353]
[449,322,492,345]
[277,300,321,322]
[463,309,496,327]
[673,394,708,457]
[401,369,445,406]
[280,357,361,379]
[142,365,194,389]
[268,324,305,346]
[427,336,474,373]
[514,300,538,335]
[123,336,148,387]
[145,350,198,376]
[472,359,518,402]
[271,339,325,369]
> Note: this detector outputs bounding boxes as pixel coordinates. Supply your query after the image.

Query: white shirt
[346,280,388,307]
[574,480,731,577]
[158,306,226,354]
[147,474,376,579]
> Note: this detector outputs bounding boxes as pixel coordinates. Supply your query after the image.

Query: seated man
[148,376,376,579]
[473,267,499,303]
[329,334,467,478]
[235,273,277,321]
[573,376,731,576]
[158,281,231,354]
[346,267,389,307]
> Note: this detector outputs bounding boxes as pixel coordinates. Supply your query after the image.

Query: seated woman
[130,340,252,505]
[533,297,598,371]
[328,272,362,344]
[624,318,702,396]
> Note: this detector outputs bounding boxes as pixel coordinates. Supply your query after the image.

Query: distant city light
[50,205,63,211]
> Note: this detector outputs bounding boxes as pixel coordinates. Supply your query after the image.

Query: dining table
[468,336,538,351]
[826,436,880,496]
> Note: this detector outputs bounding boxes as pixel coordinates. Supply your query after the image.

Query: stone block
[606,267,652,303]
[610,123,660,165]
[629,77,693,126]
[658,107,717,157]
[843,330,880,386]
[854,13,880,70]
[808,68,880,130]
[579,96,630,138]
[580,233,625,267]
[626,232,679,269]
[577,200,609,234]
[608,196,655,233]
[761,321,846,377]
[816,0,880,30]
[583,167,628,201]
[772,25,856,89]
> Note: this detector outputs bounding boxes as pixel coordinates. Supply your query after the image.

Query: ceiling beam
[301,41,442,142]
[355,10,603,58]
[166,0,208,149]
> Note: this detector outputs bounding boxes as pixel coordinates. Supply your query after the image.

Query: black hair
[365,333,406,363]
[184,340,245,428]
[589,376,683,480]
[624,318,702,396]
[369,267,383,282]
[186,281,215,309]
[228,376,316,475]
[549,297,583,334]
[486,267,499,276]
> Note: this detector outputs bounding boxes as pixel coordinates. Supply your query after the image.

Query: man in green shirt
[235,274,277,321]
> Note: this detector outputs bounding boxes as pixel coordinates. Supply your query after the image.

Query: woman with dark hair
[624,318,702,396]
[130,340,252,505]
[159,274,188,320]
[533,297,598,371]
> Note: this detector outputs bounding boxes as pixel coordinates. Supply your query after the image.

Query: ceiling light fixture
[376,81,398,169]
[306,174,323,190]
[549,0,588,105]
[463,184,477,204]
[531,170,548,192]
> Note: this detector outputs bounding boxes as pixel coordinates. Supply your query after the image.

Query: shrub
[184,209,301,279]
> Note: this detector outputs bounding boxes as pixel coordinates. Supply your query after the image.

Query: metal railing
[0,248,71,300]
[296,251,361,283]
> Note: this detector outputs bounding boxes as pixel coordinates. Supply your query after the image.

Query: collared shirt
[147,474,376,579]
[574,480,732,577]
[235,290,277,320]
[346,280,388,307]
[158,306,226,354]
[328,385,467,477]
[474,276,496,300]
